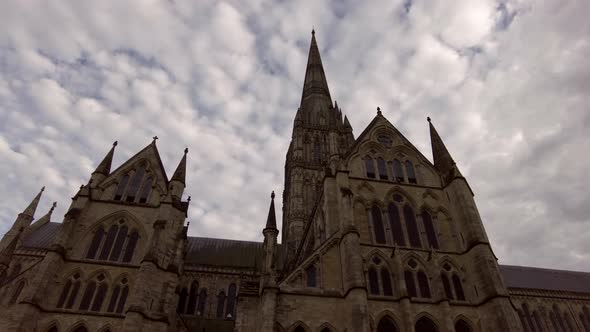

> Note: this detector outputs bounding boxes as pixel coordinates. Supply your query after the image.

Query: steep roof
[184,237,265,269]
[21,222,61,249]
[499,264,590,294]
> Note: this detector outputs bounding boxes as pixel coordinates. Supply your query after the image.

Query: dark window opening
[452,274,465,300]
[114,175,129,200]
[126,165,146,202]
[186,281,199,315]
[368,268,379,295]
[216,291,226,318]
[388,203,405,246]
[371,206,386,244]
[377,316,397,332]
[381,268,393,296]
[454,319,471,332]
[415,317,438,332]
[404,205,421,248]
[86,227,104,259]
[79,281,96,310]
[197,289,207,315]
[404,270,417,297]
[226,283,237,319]
[441,273,453,299]
[405,160,417,184]
[422,211,439,249]
[365,158,376,178]
[138,176,153,203]
[306,265,317,287]
[417,271,431,298]
[378,158,388,180]
[393,159,404,182]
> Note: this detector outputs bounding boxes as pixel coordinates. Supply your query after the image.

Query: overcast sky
[0,0,588,272]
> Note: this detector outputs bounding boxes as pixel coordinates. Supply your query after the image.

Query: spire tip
[184,147,189,154]
[427,116,431,122]
[113,141,118,147]
[271,191,275,200]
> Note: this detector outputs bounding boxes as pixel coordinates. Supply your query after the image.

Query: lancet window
[306,264,317,287]
[404,259,431,299]
[370,206,386,244]
[367,256,394,296]
[56,273,82,309]
[86,219,139,264]
[113,164,153,203]
[440,263,465,301]
[79,273,108,312]
[106,278,129,314]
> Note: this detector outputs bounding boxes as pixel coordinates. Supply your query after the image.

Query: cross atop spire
[301,30,332,104]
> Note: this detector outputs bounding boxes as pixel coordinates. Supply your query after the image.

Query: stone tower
[282,31,354,263]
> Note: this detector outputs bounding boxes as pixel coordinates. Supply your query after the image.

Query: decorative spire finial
[50,202,57,212]
[427,116,431,122]
[152,136,158,142]
[377,107,382,116]
[265,190,277,230]
[113,141,118,146]
[184,147,189,154]
[187,196,191,202]
[271,191,275,200]
[312,27,315,35]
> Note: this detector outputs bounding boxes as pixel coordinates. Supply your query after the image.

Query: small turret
[28,202,56,233]
[22,186,44,220]
[262,191,279,277]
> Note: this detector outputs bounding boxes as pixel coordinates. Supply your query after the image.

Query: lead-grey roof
[21,222,61,249]
[499,264,590,294]
[184,236,265,269]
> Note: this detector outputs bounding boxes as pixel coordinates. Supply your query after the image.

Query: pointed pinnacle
[93,141,117,175]
[429,118,456,174]
[265,191,277,230]
[171,148,187,184]
[301,30,331,103]
[22,186,44,218]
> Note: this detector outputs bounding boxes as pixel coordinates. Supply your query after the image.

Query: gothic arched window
[109,225,128,261]
[226,283,237,319]
[9,280,25,304]
[454,319,471,332]
[89,220,139,264]
[113,164,154,204]
[388,203,405,246]
[107,278,128,314]
[126,165,146,202]
[114,175,129,201]
[421,210,439,249]
[371,206,386,244]
[86,226,104,259]
[186,281,199,315]
[393,159,404,182]
[365,158,376,178]
[404,205,421,248]
[197,289,207,315]
[138,176,153,204]
[405,160,417,184]
[404,270,417,297]
[216,290,226,318]
[415,316,438,332]
[294,326,306,332]
[46,326,58,332]
[73,326,88,332]
[378,157,388,180]
[79,274,108,312]
[306,265,317,287]
[57,273,81,309]
[377,316,397,332]
[368,267,379,295]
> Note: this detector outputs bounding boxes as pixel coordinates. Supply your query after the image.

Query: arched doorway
[415,317,438,332]
[377,316,397,332]
[455,319,472,332]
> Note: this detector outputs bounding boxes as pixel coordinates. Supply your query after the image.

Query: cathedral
[1,31,590,332]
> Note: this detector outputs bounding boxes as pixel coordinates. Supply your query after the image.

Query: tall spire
[301,30,332,103]
[171,148,188,185]
[93,141,117,175]
[22,187,44,218]
[428,117,460,177]
[265,191,277,230]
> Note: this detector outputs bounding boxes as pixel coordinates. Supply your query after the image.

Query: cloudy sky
[0,0,588,272]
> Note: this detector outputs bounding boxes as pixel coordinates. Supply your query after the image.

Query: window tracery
[79,273,108,312]
[113,164,153,203]
[405,259,431,299]
[86,219,139,264]
[367,256,394,296]
[440,263,465,301]
[107,278,128,314]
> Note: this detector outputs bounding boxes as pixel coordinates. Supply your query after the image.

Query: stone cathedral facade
[1,32,589,332]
